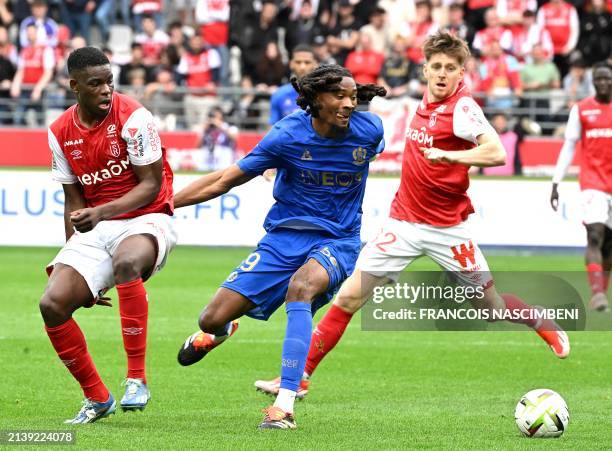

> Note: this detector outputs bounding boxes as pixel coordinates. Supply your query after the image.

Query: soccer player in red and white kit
[40,47,176,423]
[551,63,612,312]
[256,32,569,399]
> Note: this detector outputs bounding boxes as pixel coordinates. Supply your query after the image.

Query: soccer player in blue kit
[174,64,386,429]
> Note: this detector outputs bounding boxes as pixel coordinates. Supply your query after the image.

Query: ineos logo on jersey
[77,155,130,185]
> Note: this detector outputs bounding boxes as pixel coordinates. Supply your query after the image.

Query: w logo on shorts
[450,240,476,268]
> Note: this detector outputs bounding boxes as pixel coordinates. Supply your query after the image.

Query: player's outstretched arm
[174,164,256,208]
[70,159,163,232]
[62,183,87,241]
[551,104,580,210]
[420,132,506,167]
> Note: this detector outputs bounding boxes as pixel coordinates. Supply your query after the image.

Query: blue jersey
[237,109,385,238]
[268,83,299,125]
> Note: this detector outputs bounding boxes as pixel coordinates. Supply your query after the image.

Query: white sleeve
[43,46,55,70]
[49,129,77,183]
[565,7,580,53]
[208,48,221,69]
[121,107,163,166]
[496,0,507,17]
[552,105,580,183]
[564,104,581,141]
[452,97,496,144]
[176,56,188,75]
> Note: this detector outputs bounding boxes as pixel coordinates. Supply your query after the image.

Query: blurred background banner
[0,172,584,248]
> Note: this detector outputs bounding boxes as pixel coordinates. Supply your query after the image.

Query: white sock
[273,388,296,414]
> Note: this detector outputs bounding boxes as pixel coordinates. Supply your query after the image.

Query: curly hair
[290,64,386,117]
[67,46,109,75]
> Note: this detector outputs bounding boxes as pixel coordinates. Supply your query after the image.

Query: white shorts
[47,213,177,300]
[581,189,612,228]
[356,217,493,288]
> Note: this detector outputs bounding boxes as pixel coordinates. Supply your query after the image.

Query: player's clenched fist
[70,208,104,232]
[419,146,450,164]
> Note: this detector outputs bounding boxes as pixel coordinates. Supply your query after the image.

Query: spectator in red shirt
[472,7,513,56]
[345,33,384,85]
[537,0,580,78]
[478,40,523,109]
[196,0,230,86]
[511,9,554,63]
[10,23,54,125]
[134,14,169,67]
[176,33,220,129]
[132,0,164,32]
[402,0,438,65]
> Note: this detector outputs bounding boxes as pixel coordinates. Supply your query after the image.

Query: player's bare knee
[199,308,225,334]
[586,226,605,249]
[113,256,142,284]
[39,293,69,323]
[334,291,362,314]
[286,277,321,302]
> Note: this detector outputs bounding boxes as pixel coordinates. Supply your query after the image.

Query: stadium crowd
[0,0,610,135]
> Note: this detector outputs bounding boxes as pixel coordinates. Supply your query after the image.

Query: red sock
[501,293,539,328]
[45,318,109,402]
[602,262,610,294]
[304,304,353,376]
[117,279,148,383]
[586,263,605,295]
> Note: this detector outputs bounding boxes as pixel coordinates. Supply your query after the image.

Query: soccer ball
[514,389,569,438]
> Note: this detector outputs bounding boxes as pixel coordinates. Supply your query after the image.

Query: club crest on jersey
[109,140,121,157]
[301,149,313,160]
[352,147,367,165]
[429,113,437,128]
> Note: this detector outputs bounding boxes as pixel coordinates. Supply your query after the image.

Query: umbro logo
[301,150,312,160]
[61,358,76,367]
[70,149,82,159]
[122,327,144,336]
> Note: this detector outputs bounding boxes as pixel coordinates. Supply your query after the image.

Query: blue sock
[280,301,312,391]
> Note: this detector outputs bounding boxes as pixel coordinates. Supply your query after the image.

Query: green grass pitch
[1,246,611,450]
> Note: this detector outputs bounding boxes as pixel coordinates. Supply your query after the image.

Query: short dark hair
[291,44,315,58]
[593,61,612,72]
[291,64,386,117]
[67,46,109,75]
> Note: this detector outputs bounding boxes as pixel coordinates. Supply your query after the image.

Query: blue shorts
[220,228,361,321]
